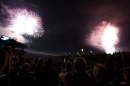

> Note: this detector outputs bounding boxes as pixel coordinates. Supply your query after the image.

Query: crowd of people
[0,49,130,86]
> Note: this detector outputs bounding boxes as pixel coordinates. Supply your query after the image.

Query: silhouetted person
[62,61,73,73]
[11,57,26,76]
[33,58,44,78]
[59,57,95,86]
[39,58,58,86]
[120,67,130,86]
[93,64,113,86]
[13,63,34,86]
[56,62,63,74]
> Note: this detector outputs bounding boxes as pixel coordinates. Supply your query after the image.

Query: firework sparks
[101,23,119,53]
[87,21,119,54]
[8,8,44,38]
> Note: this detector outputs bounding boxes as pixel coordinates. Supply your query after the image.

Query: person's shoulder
[59,72,68,79]
[61,69,66,73]
[59,72,74,78]
[120,82,128,86]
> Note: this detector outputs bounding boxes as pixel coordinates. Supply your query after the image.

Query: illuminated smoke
[0,26,28,43]
[87,21,119,54]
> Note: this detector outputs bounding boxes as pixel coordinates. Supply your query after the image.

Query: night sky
[1,0,130,54]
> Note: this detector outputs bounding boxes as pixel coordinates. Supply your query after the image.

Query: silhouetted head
[19,63,31,75]
[57,62,62,67]
[37,58,44,66]
[93,64,109,83]
[19,56,26,63]
[73,57,87,73]
[45,57,54,67]
[66,61,72,70]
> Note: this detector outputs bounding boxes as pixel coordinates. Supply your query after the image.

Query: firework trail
[87,21,119,54]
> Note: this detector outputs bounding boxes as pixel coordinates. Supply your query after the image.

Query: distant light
[81,49,84,51]
[64,58,66,63]
[90,51,92,53]
[69,53,70,54]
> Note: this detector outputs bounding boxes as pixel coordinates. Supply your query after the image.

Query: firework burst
[8,8,44,38]
[87,21,119,54]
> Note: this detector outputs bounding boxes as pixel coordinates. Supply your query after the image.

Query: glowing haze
[8,8,44,38]
[87,21,119,54]
[0,26,27,43]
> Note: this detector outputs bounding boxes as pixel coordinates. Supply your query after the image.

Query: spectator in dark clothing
[26,58,32,65]
[120,67,130,86]
[13,63,34,86]
[62,61,73,73]
[0,50,9,86]
[93,64,113,86]
[105,63,115,81]
[56,62,63,74]
[12,58,18,66]
[39,58,59,86]
[11,57,26,76]
[87,64,94,75]
[33,58,44,78]
[59,57,95,86]
[112,64,124,86]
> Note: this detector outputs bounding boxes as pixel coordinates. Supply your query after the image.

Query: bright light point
[64,58,66,63]
[81,49,84,51]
